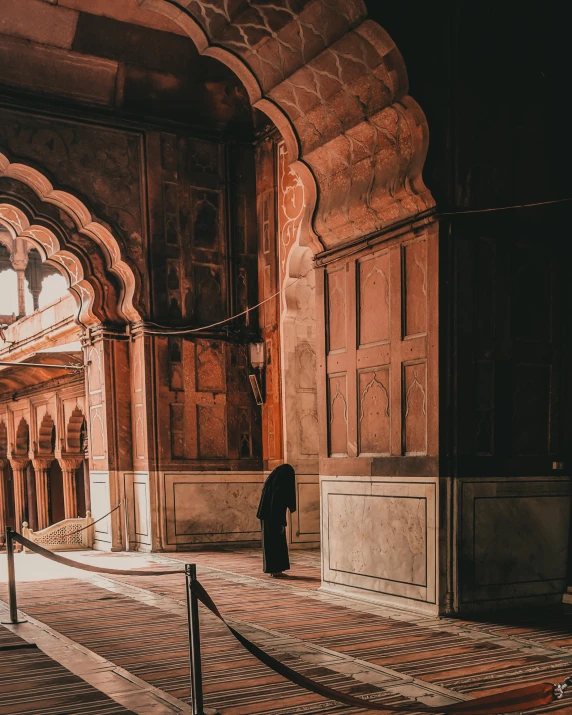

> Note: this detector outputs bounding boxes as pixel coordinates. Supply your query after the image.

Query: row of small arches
[0,407,86,457]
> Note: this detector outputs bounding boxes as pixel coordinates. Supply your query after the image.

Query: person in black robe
[257,463,296,576]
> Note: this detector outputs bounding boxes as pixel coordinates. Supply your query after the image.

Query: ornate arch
[0,152,141,325]
[0,203,99,325]
[66,406,86,453]
[140,0,434,248]
[0,420,7,457]
[15,417,29,456]
[38,413,56,454]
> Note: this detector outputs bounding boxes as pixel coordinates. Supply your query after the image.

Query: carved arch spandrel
[141,0,435,249]
[0,152,141,324]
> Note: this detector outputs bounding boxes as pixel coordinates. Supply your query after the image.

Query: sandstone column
[0,458,7,539]
[10,240,29,319]
[9,456,29,532]
[58,455,83,519]
[32,457,52,530]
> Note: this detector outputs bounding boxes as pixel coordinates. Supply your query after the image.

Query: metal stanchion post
[2,527,26,624]
[186,564,205,715]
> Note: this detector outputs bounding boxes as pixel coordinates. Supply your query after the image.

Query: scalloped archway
[140,0,435,248]
[0,152,141,326]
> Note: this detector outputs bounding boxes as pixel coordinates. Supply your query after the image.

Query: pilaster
[57,454,83,519]
[0,458,7,540]
[8,455,30,532]
[31,456,52,530]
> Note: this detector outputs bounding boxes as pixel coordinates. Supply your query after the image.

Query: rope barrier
[65,503,122,538]
[2,527,570,715]
[188,579,561,714]
[11,532,184,576]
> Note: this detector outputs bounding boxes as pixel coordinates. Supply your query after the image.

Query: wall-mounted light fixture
[249,342,265,406]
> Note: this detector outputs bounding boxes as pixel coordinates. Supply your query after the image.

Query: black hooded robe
[257,464,297,574]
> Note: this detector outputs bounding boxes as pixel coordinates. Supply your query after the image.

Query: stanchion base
[1,619,27,624]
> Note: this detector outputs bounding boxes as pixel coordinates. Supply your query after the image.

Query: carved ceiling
[140,0,435,248]
[0,0,256,131]
[1,0,434,253]
[0,351,82,393]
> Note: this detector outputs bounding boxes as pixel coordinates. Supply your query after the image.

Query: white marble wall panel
[290,475,320,546]
[89,470,111,548]
[163,472,266,547]
[460,477,572,608]
[124,471,151,549]
[321,476,437,610]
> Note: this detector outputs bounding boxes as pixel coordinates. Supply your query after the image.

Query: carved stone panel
[359,252,390,346]
[163,182,180,245]
[403,239,427,337]
[197,405,227,459]
[191,189,221,250]
[512,363,551,456]
[188,138,220,176]
[168,337,184,392]
[359,368,391,455]
[300,411,319,457]
[196,340,225,393]
[328,375,348,456]
[403,362,428,455]
[194,264,223,324]
[296,343,317,392]
[327,269,346,353]
[170,403,185,459]
[89,405,105,460]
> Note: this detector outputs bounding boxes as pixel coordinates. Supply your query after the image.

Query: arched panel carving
[38,413,56,454]
[142,0,435,249]
[15,418,29,456]
[67,406,86,453]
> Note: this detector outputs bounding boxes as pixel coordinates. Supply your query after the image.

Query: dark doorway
[49,461,65,524]
[76,466,86,518]
[4,462,14,530]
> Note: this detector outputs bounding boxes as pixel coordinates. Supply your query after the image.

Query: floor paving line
[83,569,468,707]
[149,553,572,664]
[0,600,194,715]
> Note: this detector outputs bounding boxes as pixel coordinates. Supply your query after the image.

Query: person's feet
[270,572,286,578]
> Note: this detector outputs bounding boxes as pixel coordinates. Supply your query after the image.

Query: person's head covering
[257,463,296,522]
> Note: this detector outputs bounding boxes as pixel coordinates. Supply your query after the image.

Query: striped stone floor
[0,622,136,715]
[1,548,572,714]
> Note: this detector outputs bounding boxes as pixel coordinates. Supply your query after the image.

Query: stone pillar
[58,455,83,519]
[9,456,29,532]
[32,457,52,530]
[0,459,7,539]
[26,250,43,312]
[84,326,135,551]
[10,240,29,319]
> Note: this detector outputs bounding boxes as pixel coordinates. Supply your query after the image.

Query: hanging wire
[142,266,315,337]
[438,195,572,216]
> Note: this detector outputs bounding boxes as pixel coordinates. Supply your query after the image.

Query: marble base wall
[89,470,113,550]
[458,476,572,611]
[124,471,152,552]
[162,471,266,549]
[320,475,439,614]
[289,473,320,548]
